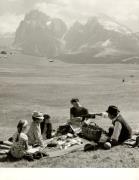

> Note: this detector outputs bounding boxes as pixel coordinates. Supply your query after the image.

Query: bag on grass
[81,122,102,142]
[56,124,74,135]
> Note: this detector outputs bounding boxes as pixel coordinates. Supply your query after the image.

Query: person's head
[32,111,44,123]
[70,98,80,108]
[17,119,28,133]
[106,105,120,120]
[43,114,51,123]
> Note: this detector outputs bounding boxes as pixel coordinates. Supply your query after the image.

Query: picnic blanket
[41,134,90,157]
[0,134,90,158]
[0,149,9,155]
[42,143,84,158]
[0,144,11,155]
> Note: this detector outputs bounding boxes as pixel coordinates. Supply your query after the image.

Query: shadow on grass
[0,154,21,163]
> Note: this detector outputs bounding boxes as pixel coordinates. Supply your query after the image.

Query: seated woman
[40,114,52,139]
[27,111,44,147]
[97,105,132,149]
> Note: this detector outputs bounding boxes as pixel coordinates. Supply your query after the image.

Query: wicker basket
[82,122,102,141]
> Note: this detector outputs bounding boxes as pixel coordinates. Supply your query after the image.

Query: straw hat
[32,111,44,120]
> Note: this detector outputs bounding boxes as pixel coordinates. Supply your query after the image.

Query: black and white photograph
[0,0,139,168]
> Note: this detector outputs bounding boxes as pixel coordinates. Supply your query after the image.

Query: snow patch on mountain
[101,39,111,47]
[94,48,118,57]
[46,21,52,26]
[98,19,131,34]
[122,56,139,62]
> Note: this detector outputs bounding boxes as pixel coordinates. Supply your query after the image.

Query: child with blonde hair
[9,119,29,159]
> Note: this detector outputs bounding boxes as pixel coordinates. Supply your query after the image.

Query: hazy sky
[0,0,139,34]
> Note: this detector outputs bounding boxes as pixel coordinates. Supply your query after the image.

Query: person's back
[113,114,132,142]
[10,119,28,159]
[10,132,28,159]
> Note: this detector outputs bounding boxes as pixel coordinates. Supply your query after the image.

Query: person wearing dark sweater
[70,98,89,119]
[57,98,95,135]
[69,98,89,126]
[40,114,52,139]
[68,98,94,134]
[97,105,132,148]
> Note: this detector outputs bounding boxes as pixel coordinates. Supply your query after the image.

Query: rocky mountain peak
[14,10,67,57]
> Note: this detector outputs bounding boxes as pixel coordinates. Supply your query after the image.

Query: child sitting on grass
[27,111,44,147]
[9,119,29,159]
[40,114,52,139]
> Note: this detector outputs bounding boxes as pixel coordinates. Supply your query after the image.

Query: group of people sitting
[1,112,52,159]
[1,97,137,160]
[68,98,132,149]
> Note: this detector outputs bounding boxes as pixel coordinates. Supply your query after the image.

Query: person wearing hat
[27,112,44,147]
[97,105,132,148]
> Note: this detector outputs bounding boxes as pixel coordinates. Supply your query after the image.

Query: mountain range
[13,10,139,63]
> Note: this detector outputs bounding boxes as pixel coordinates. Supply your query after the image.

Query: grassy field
[0,53,139,167]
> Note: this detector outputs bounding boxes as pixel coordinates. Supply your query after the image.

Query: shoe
[84,143,98,151]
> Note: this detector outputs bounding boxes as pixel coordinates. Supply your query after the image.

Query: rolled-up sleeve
[111,121,122,141]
